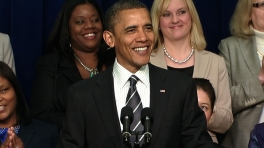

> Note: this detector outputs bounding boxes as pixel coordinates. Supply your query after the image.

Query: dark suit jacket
[31,53,82,130]
[248,123,264,148]
[58,63,221,148]
[18,119,59,148]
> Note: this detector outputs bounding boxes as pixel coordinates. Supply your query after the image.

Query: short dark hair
[47,0,111,71]
[0,62,31,125]
[193,78,216,110]
[105,0,148,33]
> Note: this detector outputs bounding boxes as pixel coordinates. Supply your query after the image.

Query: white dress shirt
[112,59,150,130]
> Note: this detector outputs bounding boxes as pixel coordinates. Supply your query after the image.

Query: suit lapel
[17,123,36,147]
[92,64,172,147]
[239,36,261,76]
[60,54,82,83]
[193,50,210,78]
[93,66,123,148]
[148,64,170,146]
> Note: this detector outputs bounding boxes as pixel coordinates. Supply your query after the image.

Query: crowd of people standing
[0,0,264,147]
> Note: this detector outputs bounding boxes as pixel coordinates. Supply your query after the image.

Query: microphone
[141,108,153,146]
[120,106,134,147]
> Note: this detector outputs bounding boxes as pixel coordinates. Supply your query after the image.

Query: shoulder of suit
[0,33,10,44]
[24,119,58,130]
[38,52,60,61]
[148,63,166,73]
[36,52,64,67]
[220,35,252,45]
[196,50,223,60]
[221,36,239,43]
[70,66,112,89]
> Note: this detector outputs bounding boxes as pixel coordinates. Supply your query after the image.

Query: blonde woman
[219,0,264,147]
[150,0,233,143]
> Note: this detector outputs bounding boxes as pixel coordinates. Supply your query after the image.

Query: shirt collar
[113,58,149,87]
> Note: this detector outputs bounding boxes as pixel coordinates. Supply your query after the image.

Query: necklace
[74,54,99,77]
[162,44,194,64]
[257,50,264,58]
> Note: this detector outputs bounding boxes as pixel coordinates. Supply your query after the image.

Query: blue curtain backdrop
[0,0,238,105]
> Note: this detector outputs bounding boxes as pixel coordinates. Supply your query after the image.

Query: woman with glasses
[218,0,264,147]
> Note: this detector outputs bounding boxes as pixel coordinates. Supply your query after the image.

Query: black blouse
[167,65,194,77]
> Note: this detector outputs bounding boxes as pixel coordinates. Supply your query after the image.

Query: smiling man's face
[110,8,154,73]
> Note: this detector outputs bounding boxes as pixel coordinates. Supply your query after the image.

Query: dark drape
[0,0,237,105]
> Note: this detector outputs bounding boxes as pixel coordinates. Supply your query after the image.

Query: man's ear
[103,30,115,48]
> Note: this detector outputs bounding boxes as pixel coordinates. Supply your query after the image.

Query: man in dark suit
[58,0,220,147]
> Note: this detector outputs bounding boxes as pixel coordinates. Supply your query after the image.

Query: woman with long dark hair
[30,0,115,130]
[0,61,58,148]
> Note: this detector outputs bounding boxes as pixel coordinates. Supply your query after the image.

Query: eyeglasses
[253,1,264,9]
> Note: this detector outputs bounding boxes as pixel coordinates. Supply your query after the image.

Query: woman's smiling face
[0,76,17,126]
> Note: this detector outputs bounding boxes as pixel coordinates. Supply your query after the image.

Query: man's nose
[136,29,147,42]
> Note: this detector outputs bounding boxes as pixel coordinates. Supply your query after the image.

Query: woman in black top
[30,0,115,130]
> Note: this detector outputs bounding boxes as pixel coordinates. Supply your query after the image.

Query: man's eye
[127,29,135,33]
[145,26,153,31]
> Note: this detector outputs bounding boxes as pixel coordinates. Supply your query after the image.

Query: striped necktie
[126,75,144,146]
